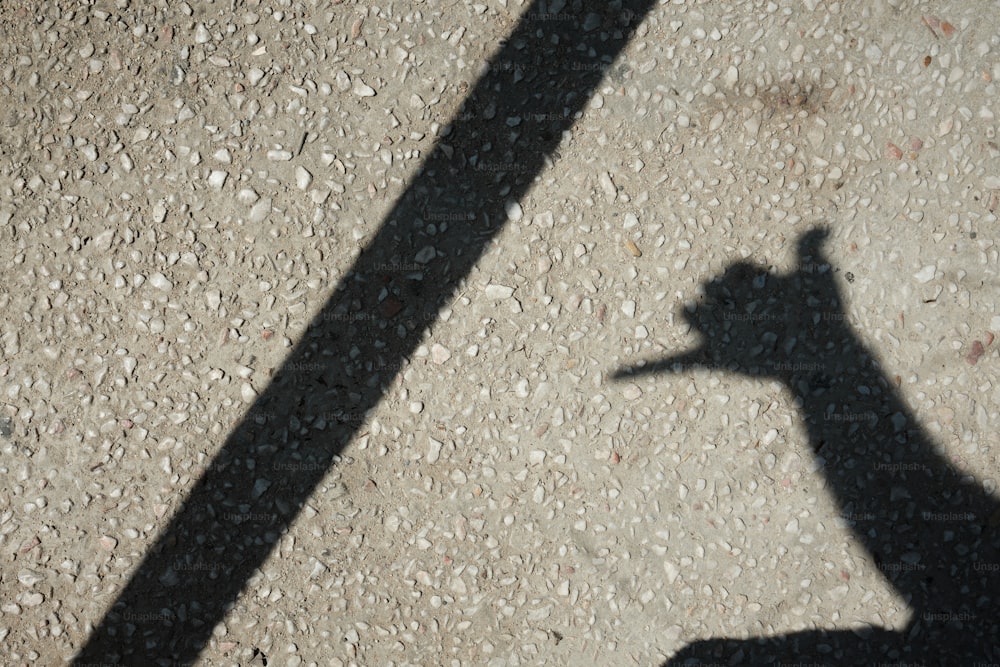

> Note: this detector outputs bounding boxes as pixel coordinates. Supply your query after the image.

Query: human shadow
[71,2,660,665]
[613,228,1000,665]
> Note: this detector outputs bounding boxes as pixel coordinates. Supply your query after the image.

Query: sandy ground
[1,1,999,665]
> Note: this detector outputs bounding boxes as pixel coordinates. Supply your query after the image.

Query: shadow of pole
[614,229,1000,664]
[73,1,659,664]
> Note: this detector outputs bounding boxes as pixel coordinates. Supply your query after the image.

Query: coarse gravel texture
[1,0,999,666]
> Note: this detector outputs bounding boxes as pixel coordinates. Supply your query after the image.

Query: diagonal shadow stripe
[73,2,658,663]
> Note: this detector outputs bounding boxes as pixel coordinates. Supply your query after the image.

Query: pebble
[208,170,228,189]
[427,437,443,464]
[295,166,313,191]
[241,383,258,402]
[599,172,617,201]
[504,200,523,222]
[725,65,739,86]
[21,593,44,607]
[913,265,936,283]
[353,80,376,97]
[248,67,266,87]
[622,384,642,400]
[149,273,173,291]
[249,198,272,223]
[414,246,436,263]
[17,569,44,587]
[967,340,985,365]
[237,188,259,205]
[431,344,451,365]
[484,284,515,299]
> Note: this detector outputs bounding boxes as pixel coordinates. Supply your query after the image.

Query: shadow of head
[614,226,849,383]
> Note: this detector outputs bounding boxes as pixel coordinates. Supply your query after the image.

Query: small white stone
[914,265,936,283]
[21,592,44,607]
[409,401,424,414]
[93,229,114,251]
[484,284,515,299]
[353,80,376,97]
[622,384,642,400]
[195,23,211,43]
[431,343,451,364]
[17,569,44,587]
[725,65,739,86]
[248,67,266,86]
[249,198,272,223]
[206,289,222,310]
[624,212,639,228]
[622,300,636,318]
[208,170,228,189]
[237,188,259,205]
[427,437,443,464]
[241,383,258,403]
[149,273,173,291]
[504,200,523,221]
[599,172,617,201]
[295,166,313,191]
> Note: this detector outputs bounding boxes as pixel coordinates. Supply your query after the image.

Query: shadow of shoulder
[663,626,906,667]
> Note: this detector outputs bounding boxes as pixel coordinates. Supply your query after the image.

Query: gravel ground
[1,1,999,665]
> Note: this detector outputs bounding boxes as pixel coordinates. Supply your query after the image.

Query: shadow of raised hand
[613,228,1000,665]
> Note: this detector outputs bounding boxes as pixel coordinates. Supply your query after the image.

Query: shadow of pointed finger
[611,348,712,380]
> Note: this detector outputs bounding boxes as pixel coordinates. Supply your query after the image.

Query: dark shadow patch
[614,228,1000,664]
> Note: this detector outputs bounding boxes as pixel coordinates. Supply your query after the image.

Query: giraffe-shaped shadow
[613,228,1000,665]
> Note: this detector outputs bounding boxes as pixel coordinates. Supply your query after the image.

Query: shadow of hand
[613,227,1000,665]
[614,227,841,384]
